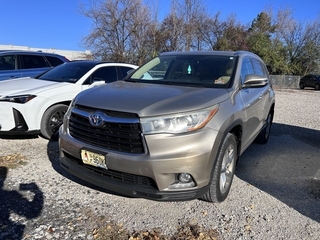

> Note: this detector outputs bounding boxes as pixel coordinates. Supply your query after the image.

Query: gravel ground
[0,89,320,240]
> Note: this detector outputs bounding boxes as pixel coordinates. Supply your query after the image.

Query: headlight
[141,105,219,134]
[0,94,36,104]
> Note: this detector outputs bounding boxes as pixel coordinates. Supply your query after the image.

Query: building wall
[0,44,92,61]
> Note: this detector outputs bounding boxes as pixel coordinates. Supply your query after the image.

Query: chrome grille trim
[68,105,145,154]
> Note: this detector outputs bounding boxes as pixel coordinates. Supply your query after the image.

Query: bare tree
[275,8,320,75]
[164,0,208,51]
[80,0,156,64]
[214,14,247,51]
[196,12,223,50]
[158,11,185,52]
[79,1,320,74]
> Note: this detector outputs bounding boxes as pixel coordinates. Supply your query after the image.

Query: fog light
[178,173,192,183]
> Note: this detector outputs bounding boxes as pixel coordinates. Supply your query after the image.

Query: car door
[0,54,19,80]
[239,57,268,149]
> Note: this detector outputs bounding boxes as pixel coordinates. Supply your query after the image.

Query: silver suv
[59,51,275,203]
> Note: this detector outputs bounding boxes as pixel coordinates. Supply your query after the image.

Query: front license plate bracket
[80,149,107,169]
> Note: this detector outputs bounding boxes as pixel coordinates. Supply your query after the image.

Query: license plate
[81,149,107,169]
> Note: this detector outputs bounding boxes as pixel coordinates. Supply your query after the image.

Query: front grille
[69,105,145,154]
[64,152,157,188]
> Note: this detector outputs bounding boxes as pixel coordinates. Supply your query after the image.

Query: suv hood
[75,81,229,117]
[0,78,71,96]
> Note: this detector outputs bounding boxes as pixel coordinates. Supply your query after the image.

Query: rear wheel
[299,82,304,89]
[315,83,320,90]
[255,111,272,144]
[40,104,68,140]
[201,133,237,203]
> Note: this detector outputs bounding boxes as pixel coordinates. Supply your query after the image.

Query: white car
[0,61,138,140]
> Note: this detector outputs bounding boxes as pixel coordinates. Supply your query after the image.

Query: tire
[201,133,237,203]
[255,111,273,144]
[315,83,320,90]
[40,104,68,140]
[299,82,304,89]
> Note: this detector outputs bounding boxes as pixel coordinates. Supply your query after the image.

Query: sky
[0,0,319,52]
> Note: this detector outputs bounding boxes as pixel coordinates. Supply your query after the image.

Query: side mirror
[126,69,135,76]
[92,77,105,82]
[91,77,106,86]
[242,74,268,88]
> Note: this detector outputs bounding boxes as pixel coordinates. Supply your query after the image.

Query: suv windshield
[37,62,95,83]
[129,55,237,88]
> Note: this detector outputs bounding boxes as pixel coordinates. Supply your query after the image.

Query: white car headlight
[0,94,36,104]
[141,105,219,134]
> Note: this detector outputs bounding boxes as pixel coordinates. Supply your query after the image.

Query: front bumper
[59,127,221,201]
[0,103,39,135]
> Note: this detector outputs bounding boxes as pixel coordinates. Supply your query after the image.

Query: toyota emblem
[89,112,104,127]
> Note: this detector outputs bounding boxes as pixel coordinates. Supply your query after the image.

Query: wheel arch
[215,119,243,167]
[44,100,71,113]
[227,124,242,165]
[39,101,71,139]
[37,100,72,130]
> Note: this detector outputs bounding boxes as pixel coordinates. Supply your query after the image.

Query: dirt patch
[81,208,219,240]
[0,154,27,169]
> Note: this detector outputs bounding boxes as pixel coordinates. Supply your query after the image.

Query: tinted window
[46,56,65,67]
[21,55,47,69]
[0,55,16,70]
[91,67,117,83]
[39,62,94,83]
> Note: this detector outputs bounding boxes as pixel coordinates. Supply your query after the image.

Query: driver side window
[85,66,117,84]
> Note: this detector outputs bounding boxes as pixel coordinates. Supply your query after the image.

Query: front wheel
[315,83,320,90]
[40,104,68,140]
[201,133,238,203]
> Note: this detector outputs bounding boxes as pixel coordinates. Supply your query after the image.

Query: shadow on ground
[46,122,320,223]
[236,122,320,223]
[0,167,44,240]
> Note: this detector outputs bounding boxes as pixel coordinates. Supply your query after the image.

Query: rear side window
[21,55,48,69]
[46,56,65,67]
[0,55,16,70]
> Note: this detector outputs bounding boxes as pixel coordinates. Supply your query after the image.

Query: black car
[299,74,320,90]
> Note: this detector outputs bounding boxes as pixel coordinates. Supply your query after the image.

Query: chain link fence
[270,75,301,89]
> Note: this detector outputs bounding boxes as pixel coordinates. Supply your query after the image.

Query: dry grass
[81,208,219,240]
[92,221,219,240]
[0,153,27,169]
